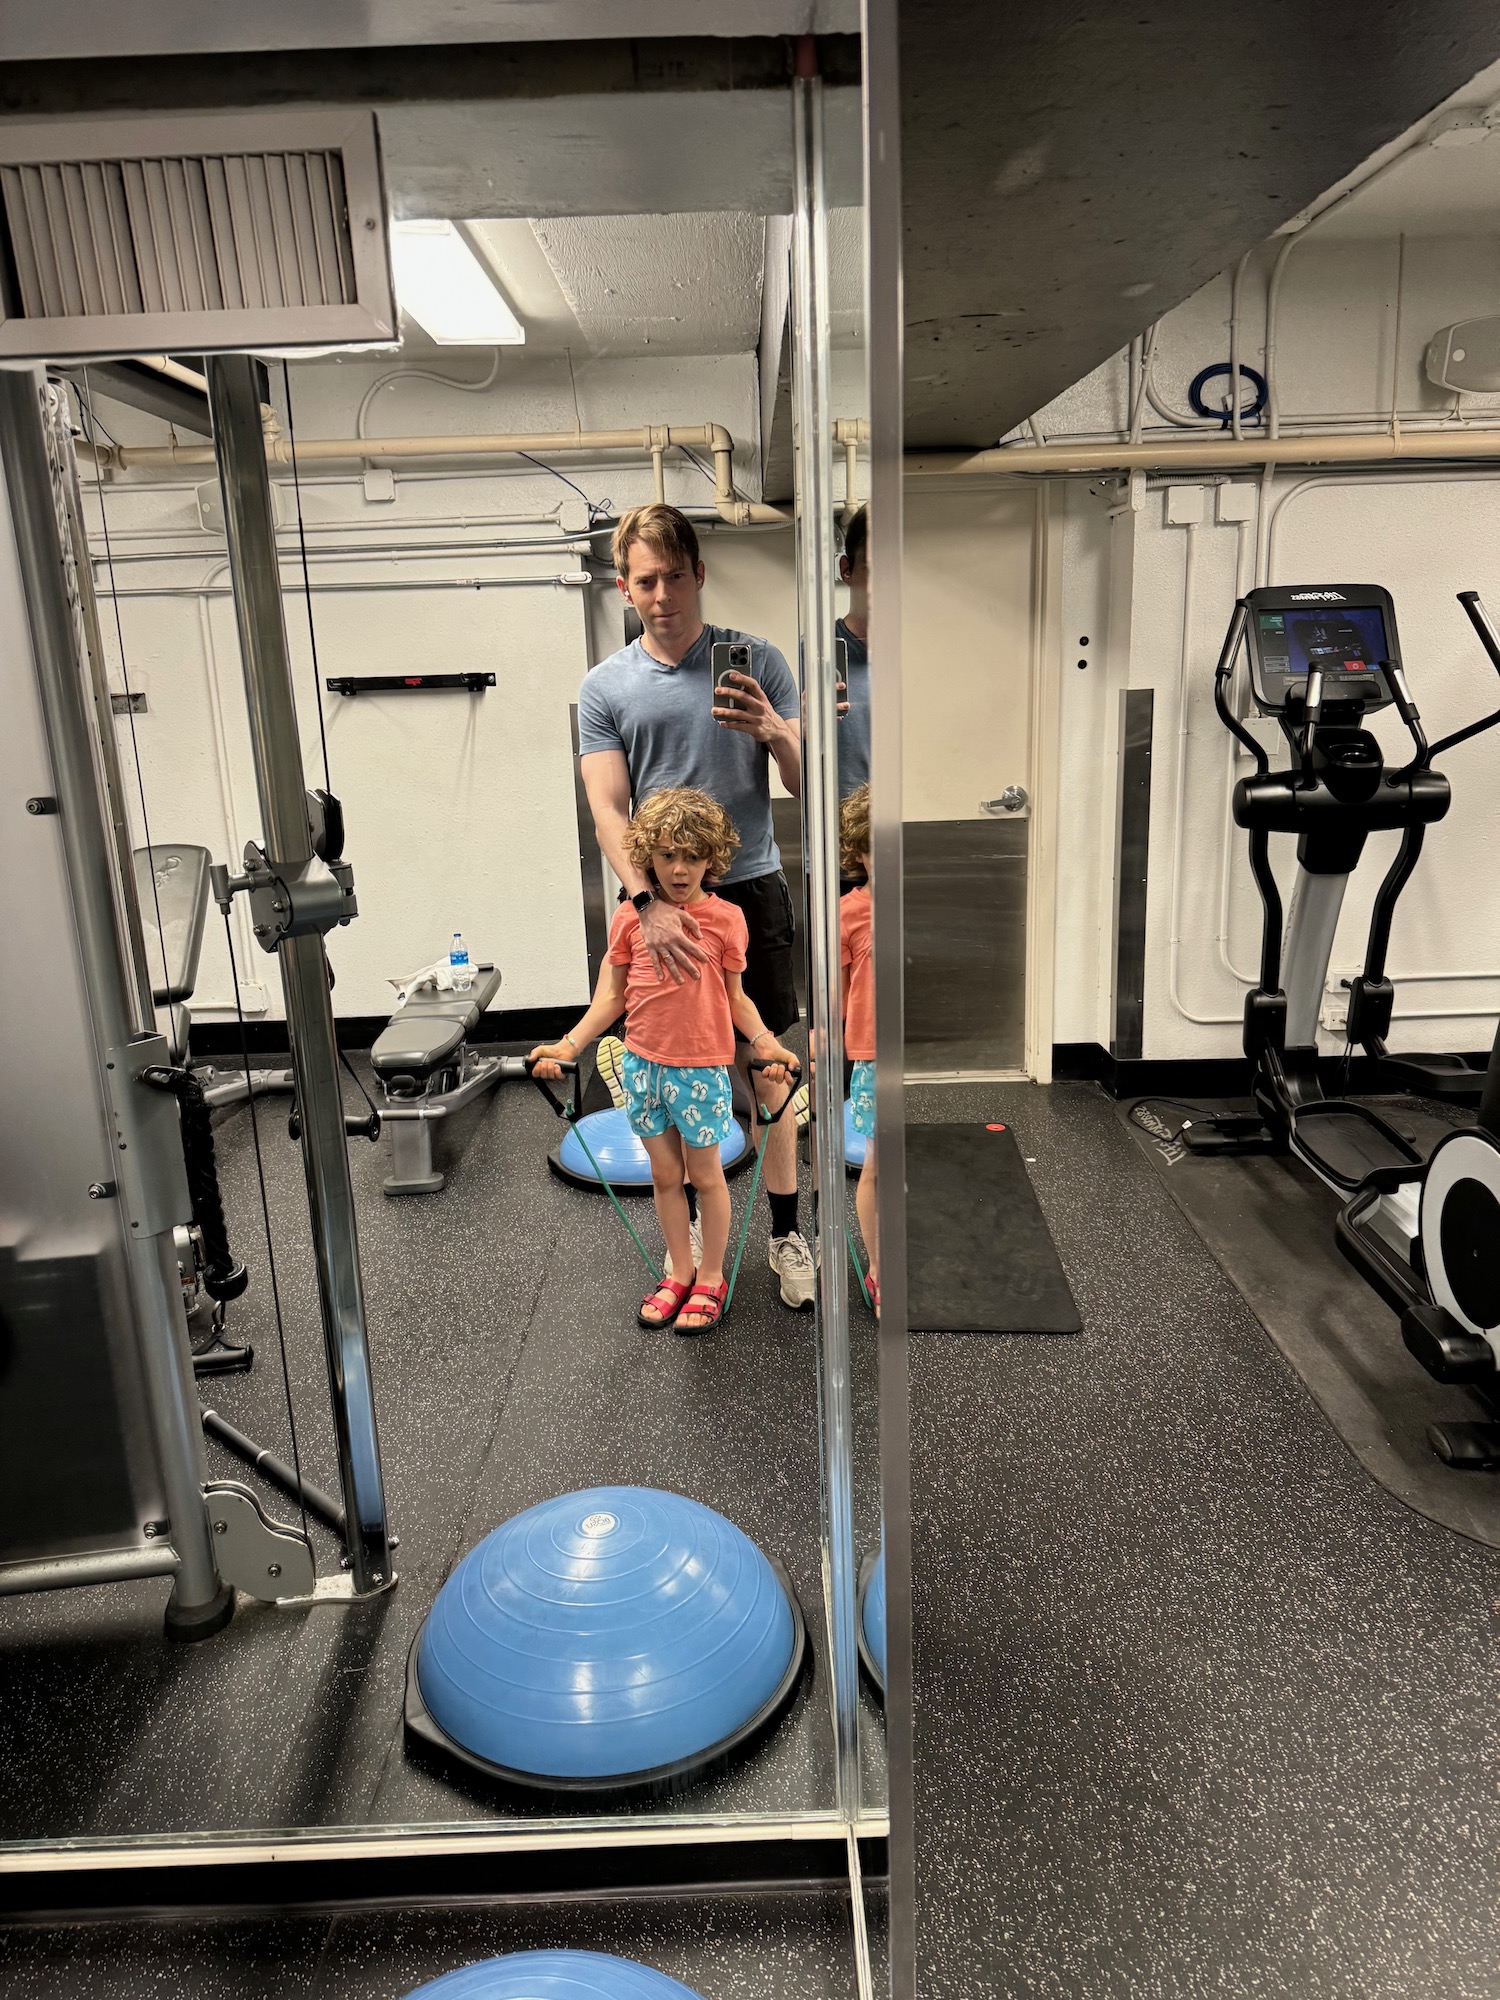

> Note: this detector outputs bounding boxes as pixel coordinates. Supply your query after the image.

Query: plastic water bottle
[449,932,473,993]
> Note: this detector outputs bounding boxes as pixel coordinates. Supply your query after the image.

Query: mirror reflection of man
[577,503,814,1311]
[836,503,872,801]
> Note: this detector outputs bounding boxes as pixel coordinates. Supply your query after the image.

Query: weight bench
[371,963,522,1194]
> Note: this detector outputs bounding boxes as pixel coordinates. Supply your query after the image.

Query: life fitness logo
[1289,590,1347,601]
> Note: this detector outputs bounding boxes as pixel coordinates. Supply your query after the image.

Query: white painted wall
[1036,231,1500,1060]
[84,344,867,1025]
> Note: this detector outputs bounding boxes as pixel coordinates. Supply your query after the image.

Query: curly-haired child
[840,784,877,1310]
[532,787,797,1333]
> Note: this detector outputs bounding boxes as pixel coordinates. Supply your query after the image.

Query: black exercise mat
[907,1121,1082,1333]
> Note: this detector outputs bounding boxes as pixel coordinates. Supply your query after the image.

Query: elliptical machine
[1183,584,1500,1470]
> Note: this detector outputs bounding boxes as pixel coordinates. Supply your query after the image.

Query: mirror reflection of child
[531,788,797,1334]
[840,785,877,1311]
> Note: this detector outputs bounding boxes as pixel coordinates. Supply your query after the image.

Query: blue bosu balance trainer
[406,1485,807,1794]
[858,1546,886,1698]
[549,1106,750,1193]
[844,1096,868,1172]
[403,1951,707,1999]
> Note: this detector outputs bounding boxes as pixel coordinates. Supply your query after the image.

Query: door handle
[980,786,1029,815]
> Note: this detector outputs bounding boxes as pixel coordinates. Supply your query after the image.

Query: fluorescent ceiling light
[389,220,525,345]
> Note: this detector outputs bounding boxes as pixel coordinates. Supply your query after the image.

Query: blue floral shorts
[622,1052,736,1149]
[849,1059,876,1140]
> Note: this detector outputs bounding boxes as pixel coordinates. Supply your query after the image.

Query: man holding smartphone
[577,503,813,1310]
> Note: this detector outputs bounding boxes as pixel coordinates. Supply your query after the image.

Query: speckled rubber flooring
[0,1047,884,1845]
[0,1887,861,1998]
[907,1079,1497,2000]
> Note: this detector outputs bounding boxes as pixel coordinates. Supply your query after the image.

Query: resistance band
[528,1058,801,1316]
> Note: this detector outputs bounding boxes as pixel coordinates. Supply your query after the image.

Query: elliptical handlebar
[1212,598,1268,775]
[1433,590,1500,763]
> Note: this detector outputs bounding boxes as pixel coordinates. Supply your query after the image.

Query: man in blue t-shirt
[578,503,813,1310]
[836,503,871,801]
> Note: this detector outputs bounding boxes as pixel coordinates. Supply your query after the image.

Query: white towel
[389,957,457,1009]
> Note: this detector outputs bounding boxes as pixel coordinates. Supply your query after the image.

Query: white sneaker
[791,1082,811,1129]
[596,1034,628,1108]
[768,1230,815,1311]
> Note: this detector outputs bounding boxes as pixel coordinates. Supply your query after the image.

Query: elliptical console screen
[1245,587,1397,713]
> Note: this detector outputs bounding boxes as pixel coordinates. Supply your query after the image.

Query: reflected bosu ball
[406,1486,807,1794]
[402,1951,707,2000]
[858,1545,885,1699]
[550,1107,749,1192]
[844,1097,868,1173]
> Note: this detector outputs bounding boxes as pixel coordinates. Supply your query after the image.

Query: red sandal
[675,1278,729,1335]
[639,1271,695,1328]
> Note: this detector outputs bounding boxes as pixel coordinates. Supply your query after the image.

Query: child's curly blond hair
[840,783,871,877]
[625,787,740,884]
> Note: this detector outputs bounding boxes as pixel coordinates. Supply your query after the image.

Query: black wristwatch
[630,888,655,914]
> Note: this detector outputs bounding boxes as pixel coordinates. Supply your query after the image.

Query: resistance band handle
[747,1057,803,1125]
[522,1055,582,1122]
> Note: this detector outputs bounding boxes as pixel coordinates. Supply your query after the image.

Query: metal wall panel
[1111,688,1153,1063]
[903,817,1027,1072]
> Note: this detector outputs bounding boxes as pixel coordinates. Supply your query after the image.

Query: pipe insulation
[911,428,1500,478]
[81,421,793,526]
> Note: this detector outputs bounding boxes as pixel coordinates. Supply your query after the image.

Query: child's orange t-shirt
[840,884,874,1061]
[607,894,749,1066]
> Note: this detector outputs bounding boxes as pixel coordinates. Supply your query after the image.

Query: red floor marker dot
[986,1123,1007,1132]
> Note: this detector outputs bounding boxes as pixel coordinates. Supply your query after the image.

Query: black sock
[684,1185,698,1224]
[768,1190,800,1240]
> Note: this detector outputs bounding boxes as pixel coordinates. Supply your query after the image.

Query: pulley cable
[225,912,311,1550]
[278,360,333,795]
[77,370,173,1008]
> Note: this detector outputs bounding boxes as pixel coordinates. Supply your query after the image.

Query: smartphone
[712,639,753,710]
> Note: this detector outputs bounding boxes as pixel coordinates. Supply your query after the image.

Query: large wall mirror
[0,44,891,1985]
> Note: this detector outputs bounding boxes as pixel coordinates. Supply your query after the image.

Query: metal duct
[0,110,395,358]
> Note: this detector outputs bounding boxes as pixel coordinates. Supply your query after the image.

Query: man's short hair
[841,504,869,574]
[613,503,702,578]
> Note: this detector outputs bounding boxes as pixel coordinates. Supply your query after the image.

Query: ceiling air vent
[0,110,396,359]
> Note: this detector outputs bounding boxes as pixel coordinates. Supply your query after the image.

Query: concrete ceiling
[526,213,767,356]
[900,2,1500,450]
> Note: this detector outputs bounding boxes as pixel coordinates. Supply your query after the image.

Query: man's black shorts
[713,869,800,1038]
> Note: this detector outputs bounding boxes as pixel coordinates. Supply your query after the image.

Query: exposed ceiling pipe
[79,420,792,526]
[138,354,209,394]
[833,416,868,520]
[908,428,1500,477]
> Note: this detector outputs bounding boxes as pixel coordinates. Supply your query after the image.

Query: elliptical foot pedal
[1426,1421,1500,1472]
[1401,1303,1496,1385]
[1180,1115,1279,1158]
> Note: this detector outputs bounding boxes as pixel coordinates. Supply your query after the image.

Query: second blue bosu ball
[858,1545,886,1698]
[403,1951,706,1999]
[407,1485,807,1793]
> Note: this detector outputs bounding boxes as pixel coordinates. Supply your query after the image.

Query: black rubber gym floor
[1120,1093,1500,1550]
[0,1046,884,1846]
[0,1886,863,1998]
[908,1079,1496,2000]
